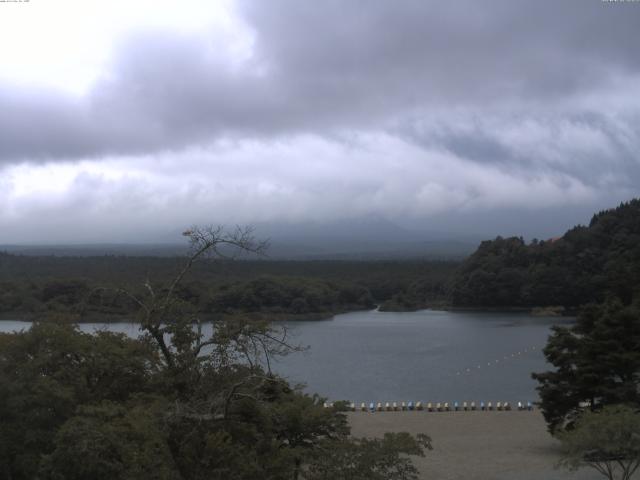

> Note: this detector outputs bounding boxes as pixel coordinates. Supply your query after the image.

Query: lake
[0,309,569,405]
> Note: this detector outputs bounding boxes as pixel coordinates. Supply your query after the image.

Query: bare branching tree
[116,225,300,419]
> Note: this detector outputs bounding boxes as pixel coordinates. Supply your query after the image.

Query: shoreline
[0,309,352,324]
[0,304,576,324]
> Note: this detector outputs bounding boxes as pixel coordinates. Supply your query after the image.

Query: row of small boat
[323,400,534,412]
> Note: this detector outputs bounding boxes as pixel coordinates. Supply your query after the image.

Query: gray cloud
[243,0,640,100]
[1,0,640,243]
[0,132,621,243]
[1,0,639,164]
[395,106,640,187]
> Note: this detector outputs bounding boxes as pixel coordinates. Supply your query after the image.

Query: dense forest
[2,199,640,321]
[0,254,456,321]
[451,199,640,310]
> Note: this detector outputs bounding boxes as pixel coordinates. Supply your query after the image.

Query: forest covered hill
[450,199,640,309]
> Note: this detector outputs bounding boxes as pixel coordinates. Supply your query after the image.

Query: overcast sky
[1,0,639,243]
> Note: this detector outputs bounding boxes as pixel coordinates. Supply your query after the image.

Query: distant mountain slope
[450,199,640,308]
[1,216,478,260]
[0,244,187,257]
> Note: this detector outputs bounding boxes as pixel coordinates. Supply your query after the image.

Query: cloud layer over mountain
[1,0,639,242]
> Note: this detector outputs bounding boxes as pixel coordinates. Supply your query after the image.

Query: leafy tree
[268,393,349,480]
[305,432,432,480]
[451,198,640,309]
[557,405,640,480]
[39,399,178,480]
[0,225,432,480]
[0,323,158,479]
[532,300,640,433]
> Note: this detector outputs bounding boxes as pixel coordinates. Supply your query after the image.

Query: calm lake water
[0,309,570,404]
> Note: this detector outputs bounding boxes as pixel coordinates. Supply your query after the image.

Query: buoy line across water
[451,345,543,378]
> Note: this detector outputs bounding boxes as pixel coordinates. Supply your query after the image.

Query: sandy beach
[348,410,602,480]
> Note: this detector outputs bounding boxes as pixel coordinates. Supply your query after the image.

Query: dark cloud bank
[1,0,639,243]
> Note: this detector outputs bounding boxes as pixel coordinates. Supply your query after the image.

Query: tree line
[0,254,456,321]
